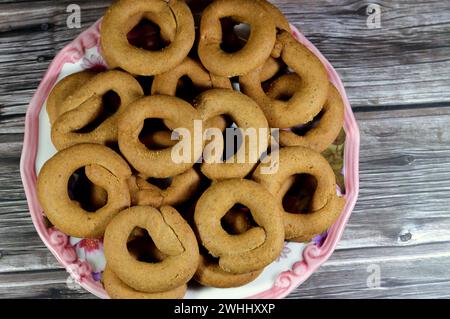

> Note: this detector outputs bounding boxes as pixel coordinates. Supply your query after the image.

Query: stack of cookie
[37,0,345,299]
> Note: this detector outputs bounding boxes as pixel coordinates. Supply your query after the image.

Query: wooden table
[0,0,449,299]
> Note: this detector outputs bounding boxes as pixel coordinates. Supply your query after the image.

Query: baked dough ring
[272,78,345,152]
[198,0,276,77]
[260,57,285,82]
[103,267,187,299]
[151,57,232,96]
[194,179,284,274]
[37,144,132,238]
[142,130,178,149]
[51,70,143,150]
[118,95,204,178]
[240,31,329,128]
[194,89,269,180]
[129,168,201,207]
[101,0,195,76]
[104,235,186,299]
[46,71,97,125]
[253,146,345,241]
[104,205,199,293]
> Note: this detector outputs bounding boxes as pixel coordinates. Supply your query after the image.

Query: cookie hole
[127,228,166,263]
[282,174,318,214]
[75,90,121,134]
[139,118,174,150]
[127,18,169,51]
[146,177,173,190]
[221,204,257,235]
[290,110,325,137]
[220,18,251,53]
[176,75,206,103]
[67,167,108,212]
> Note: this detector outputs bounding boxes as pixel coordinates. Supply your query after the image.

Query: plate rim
[20,19,360,299]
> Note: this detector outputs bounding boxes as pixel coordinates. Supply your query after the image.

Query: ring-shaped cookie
[194,254,262,288]
[195,206,263,288]
[118,95,204,178]
[46,70,97,125]
[37,144,132,238]
[104,205,199,293]
[198,0,276,77]
[103,267,187,299]
[273,79,345,152]
[128,168,201,207]
[194,179,284,274]
[240,31,329,128]
[51,70,143,150]
[194,89,269,180]
[252,146,345,241]
[101,0,195,76]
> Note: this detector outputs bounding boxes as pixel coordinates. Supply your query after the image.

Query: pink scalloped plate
[20,19,359,299]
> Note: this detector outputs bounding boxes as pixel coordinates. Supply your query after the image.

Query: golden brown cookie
[46,71,97,125]
[253,146,345,241]
[117,95,204,178]
[194,205,263,288]
[257,0,290,31]
[104,205,199,293]
[198,0,276,77]
[51,70,143,150]
[274,79,345,152]
[37,144,132,238]
[101,0,195,76]
[194,89,269,180]
[240,31,329,128]
[194,179,284,274]
[129,168,201,207]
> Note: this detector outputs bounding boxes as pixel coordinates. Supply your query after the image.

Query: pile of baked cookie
[37,0,345,299]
